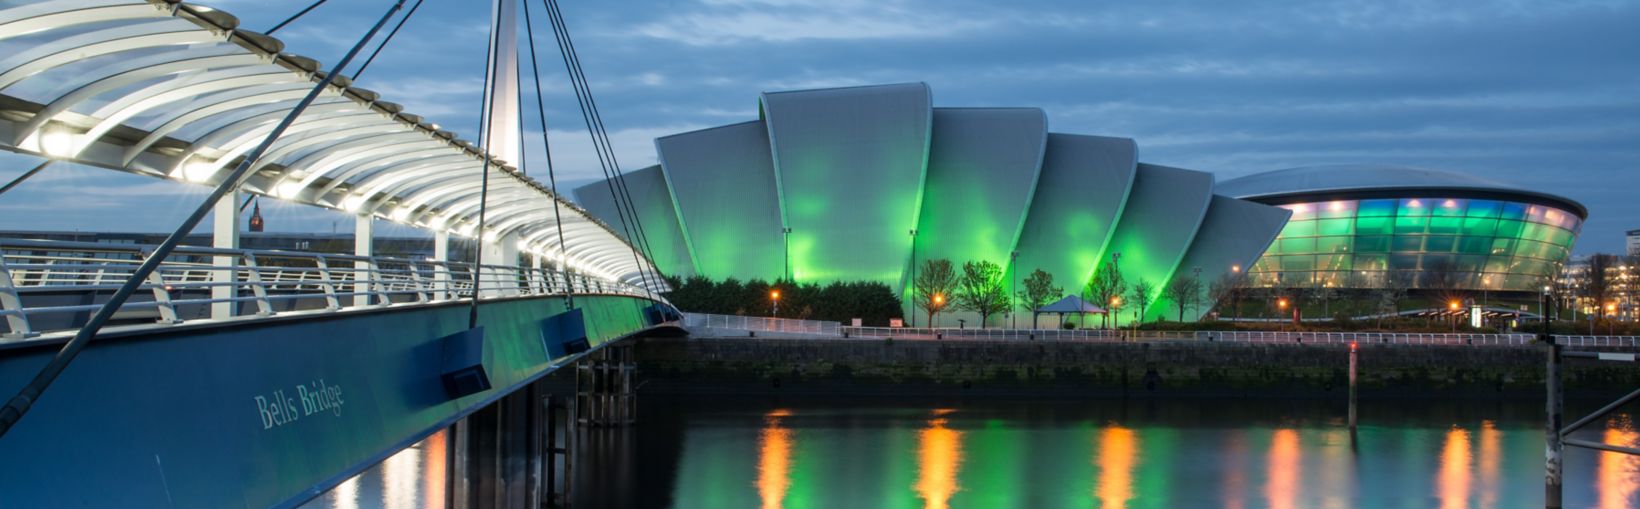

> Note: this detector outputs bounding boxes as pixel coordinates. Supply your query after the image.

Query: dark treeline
[663,276,903,326]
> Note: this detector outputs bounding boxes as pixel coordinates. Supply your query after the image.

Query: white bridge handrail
[0,238,656,339]
[680,312,840,336]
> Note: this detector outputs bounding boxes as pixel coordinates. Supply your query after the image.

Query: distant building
[1628,229,1640,257]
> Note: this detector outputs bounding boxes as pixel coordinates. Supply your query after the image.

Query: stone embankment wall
[633,336,1640,398]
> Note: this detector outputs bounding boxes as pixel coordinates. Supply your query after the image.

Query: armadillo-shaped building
[575,83,1292,325]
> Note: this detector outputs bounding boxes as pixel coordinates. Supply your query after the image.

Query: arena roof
[1217,164,1587,218]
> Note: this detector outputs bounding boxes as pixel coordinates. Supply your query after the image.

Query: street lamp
[1191,266,1202,321]
[780,227,793,282]
[1109,295,1121,331]
[1010,250,1020,329]
[1449,300,1460,333]
[908,229,918,327]
[771,289,781,318]
[932,293,944,328]
[1608,302,1618,335]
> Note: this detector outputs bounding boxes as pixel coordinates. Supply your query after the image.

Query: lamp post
[1192,266,1203,321]
[1010,250,1020,329]
[1109,295,1121,331]
[1542,285,1550,326]
[908,229,918,327]
[771,289,780,318]
[932,293,943,328]
[1449,300,1460,333]
[781,227,792,282]
[1607,302,1617,335]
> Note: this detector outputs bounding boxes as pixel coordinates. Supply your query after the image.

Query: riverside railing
[680,313,840,335]
[0,238,654,339]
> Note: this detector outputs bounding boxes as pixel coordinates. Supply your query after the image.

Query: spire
[248,200,264,232]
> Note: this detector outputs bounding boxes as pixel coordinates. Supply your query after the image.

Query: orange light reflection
[1095,425,1137,509]
[1478,421,1500,509]
[915,417,963,509]
[1437,426,1472,509]
[1598,419,1639,509]
[757,409,795,509]
[1266,429,1300,509]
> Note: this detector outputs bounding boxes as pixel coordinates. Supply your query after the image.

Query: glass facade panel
[1249,197,1580,292]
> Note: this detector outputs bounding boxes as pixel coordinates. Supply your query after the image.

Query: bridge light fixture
[39,128,74,158]
[181,161,218,183]
[275,180,305,199]
[342,193,368,212]
[481,230,498,243]
[390,206,412,222]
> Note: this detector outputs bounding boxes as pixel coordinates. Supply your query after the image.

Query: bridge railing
[680,313,840,335]
[0,239,653,339]
[842,327,1123,341]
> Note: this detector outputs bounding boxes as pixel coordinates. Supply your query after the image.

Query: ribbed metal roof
[1217,164,1587,218]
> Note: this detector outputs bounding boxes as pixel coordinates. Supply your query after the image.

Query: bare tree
[1161,275,1201,322]
[1084,260,1126,329]
[955,260,1009,327]
[1376,269,1414,327]
[1018,268,1061,329]
[913,258,957,327]
[1582,253,1616,327]
[1130,278,1154,324]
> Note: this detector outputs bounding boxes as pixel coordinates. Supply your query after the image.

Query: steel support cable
[541,0,661,296]
[541,0,664,289]
[538,0,653,295]
[350,0,426,81]
[267,0,328,35]
[0,160,51,198]
[0,0,410,439]
[544,0,664,291]
[466,0,505,330]
[519,0,573,307]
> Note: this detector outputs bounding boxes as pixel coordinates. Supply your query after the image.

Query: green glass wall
[1249,197,1582,291]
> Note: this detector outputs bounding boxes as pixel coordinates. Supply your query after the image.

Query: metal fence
[0,238,654,339]
[842,327,1122,341]
[1197,330,1536,346]
[680,313,841,335]
[1556,336,1640,348]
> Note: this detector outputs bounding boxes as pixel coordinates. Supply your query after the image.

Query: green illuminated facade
[575,83,1299,324]
[1219,165,1587,294]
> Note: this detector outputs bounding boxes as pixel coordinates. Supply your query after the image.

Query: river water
[306,395,1640,508]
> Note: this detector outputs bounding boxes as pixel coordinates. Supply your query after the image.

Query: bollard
[1348,341,1358,432]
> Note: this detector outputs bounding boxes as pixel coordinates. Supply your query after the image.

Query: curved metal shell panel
[1144,195,1291,322]
[1011,133,1136,302]
[653,120,783,281]
[1097,163,1215,326]
[761,83,932,285]
[572,165,695,279]
[912,107,1047,290]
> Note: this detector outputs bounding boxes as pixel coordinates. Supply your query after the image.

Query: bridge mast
[478,0,525,290]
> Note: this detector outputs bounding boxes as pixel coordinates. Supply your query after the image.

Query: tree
[955,260,1009,327]
[1161,275,1201,322]
[1582,253,1617,327]
[1084,261,1126,329]
[1376,270,1414,328]
[1130,278,1154,323]
[1018,269,1061,329]
[913,258,957,327]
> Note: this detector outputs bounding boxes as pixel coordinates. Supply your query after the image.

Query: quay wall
[633,336,1640,398]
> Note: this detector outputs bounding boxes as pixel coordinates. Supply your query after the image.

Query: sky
[0,0,1636,253]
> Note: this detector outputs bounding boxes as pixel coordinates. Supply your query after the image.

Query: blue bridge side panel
[0,294,655,509]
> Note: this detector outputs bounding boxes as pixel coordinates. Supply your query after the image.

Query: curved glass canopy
[0,0,662,289]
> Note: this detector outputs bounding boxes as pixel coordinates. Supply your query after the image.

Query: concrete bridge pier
[450,379,576,508]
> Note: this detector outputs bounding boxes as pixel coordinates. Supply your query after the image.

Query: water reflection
[1477,420,1501,509]
[757,409,794,509]
[1599,417,1639,509]
[1266,429,1300,509]
[915,411,963,509]
[1438,426,1472,509]
[1095,424,1136,508]
[300,430,446,509]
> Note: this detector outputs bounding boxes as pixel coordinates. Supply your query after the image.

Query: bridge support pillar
[354,214,374,307]
[576,343,636,427]
[434,230,451,300]
[211,187,240,320]
[450,379,571,508]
